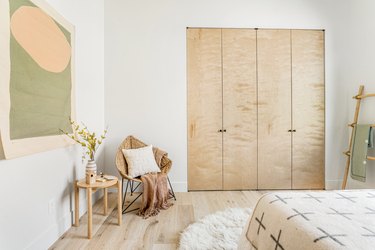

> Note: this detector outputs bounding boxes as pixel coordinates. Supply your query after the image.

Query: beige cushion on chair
[115,135,172,181]
[122,145,161,178]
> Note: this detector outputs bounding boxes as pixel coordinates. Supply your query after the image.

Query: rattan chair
[115,135,176,214]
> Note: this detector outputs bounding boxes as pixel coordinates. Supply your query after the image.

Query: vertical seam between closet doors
[221,29,224,189]
[256,29,259,190]
[290,29,293,189]
[323,30,326,187]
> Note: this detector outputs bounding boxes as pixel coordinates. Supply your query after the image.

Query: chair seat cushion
[122,145,161,178]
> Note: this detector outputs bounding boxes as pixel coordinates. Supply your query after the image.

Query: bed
[239,190,375,249]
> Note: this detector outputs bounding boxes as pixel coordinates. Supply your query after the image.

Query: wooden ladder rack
[342,85,375,189]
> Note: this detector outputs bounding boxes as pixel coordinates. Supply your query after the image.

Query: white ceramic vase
[86,160,97,184]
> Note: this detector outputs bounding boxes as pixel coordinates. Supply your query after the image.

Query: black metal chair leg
[132,182,141,192]
[121,179,144,214]
[121,178,124,204]
[122,179,129,209]
[122,176,175,214]
[167,176,177,201]
[122,192,143,214]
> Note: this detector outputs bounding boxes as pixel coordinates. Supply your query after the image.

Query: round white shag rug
[178,207,252,250]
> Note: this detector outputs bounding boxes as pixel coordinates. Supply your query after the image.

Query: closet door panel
[222,29,257,190]
[258,29,292,189]
[187,28,223,190]
[292,30,325,189]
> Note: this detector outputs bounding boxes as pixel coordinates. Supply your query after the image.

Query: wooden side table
[74,175,122,239]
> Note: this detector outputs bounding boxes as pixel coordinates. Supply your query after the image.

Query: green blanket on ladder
[351,124,374,182]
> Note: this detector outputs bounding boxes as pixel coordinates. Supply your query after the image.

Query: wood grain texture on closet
[257,29,292,189]
[187,28,223,190]
[222,29,257,190]
[292,30,325,189]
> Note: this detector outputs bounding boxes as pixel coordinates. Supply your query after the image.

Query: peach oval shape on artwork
[10,6,71,73]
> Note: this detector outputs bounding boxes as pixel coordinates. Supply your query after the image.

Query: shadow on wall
[57,147,106,229]
[55,145,80,233]
[57,170,76,234]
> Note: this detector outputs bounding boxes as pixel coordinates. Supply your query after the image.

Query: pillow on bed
[122,145,161,178]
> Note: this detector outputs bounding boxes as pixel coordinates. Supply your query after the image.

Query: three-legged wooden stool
[74,176,122,239]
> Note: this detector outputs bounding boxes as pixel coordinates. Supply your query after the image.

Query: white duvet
[240,190,375,250]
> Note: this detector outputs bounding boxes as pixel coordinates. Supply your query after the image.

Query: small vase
[86,160,97,184]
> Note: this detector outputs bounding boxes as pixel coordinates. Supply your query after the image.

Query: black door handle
[218,129,222,132]
[223,129,227,132]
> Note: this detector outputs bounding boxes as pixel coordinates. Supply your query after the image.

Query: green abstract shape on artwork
[9,0,73,140]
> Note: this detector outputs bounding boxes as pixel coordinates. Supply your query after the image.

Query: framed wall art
[0,0,76,159]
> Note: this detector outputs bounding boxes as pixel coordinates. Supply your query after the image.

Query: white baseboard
[170,181,187,192]
[25,210,72,250]
[325,179,342,190]
[108,181,188,193]
[113,180,342,192]
[26,191,102,250]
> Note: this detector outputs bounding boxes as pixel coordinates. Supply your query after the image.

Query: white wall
[340,0,375,189]
[104,0,349,191]
[0,0,105,249]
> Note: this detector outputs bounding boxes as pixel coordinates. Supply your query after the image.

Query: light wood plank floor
[50,191,263,250]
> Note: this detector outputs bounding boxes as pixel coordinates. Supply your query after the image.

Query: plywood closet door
[222,29,257,190]
[292,30,325,189]
[187,28,223,190]
[258,29,292,189]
